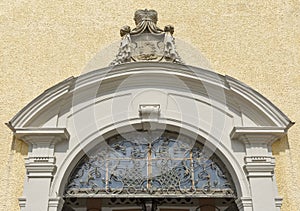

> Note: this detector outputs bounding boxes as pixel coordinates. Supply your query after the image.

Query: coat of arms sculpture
[110,9,183,65]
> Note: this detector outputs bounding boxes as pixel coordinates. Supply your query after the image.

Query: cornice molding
[13,128,70,144]
[226,76,294,128]
[230,126,287,144]
[7,62,294,131]
[8,77,74,128]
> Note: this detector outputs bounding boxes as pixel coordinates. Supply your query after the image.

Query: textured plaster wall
[0,1,299,210]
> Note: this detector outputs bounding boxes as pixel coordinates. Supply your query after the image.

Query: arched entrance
[62,130,238,211]
[8,62,293,211]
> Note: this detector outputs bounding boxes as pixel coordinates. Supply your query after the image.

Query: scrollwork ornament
[65,131,235,198]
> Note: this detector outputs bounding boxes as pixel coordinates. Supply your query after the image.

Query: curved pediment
[8,62,292,132]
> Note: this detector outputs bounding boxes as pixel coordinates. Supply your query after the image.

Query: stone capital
[14,128,69,158]
[230,127,286,144]
[231,127,287,156]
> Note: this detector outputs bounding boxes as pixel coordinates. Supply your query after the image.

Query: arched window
[65,130,235,198]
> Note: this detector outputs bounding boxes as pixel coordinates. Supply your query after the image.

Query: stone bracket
[139,104,160,120]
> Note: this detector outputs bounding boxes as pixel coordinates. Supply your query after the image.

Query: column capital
[14,128,69,157]
[231,127,286,156]
[230,126,286,145]
[14,128,69,145]
[14,128,69,178]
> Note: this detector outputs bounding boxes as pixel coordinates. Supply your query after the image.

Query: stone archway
[8,62,293,211]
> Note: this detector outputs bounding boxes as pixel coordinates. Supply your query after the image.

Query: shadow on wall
[272,135,290,155]
[11,137,28,156]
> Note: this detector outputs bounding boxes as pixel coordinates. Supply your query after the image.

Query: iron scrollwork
[65,131,235,197]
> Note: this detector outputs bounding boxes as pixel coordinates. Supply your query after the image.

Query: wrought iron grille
[65,131,235,197]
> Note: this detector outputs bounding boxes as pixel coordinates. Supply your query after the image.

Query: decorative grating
[65,131,235,198]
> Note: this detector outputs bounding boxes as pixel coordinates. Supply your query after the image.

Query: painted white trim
[7,62,293,129]
[7,62,294,211]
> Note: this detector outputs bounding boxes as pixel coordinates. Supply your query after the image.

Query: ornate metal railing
[65,131,235,198]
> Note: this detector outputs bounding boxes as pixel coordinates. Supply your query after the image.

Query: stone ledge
[230,126,287,144]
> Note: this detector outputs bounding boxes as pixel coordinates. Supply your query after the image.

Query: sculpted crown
[134,9,158,25]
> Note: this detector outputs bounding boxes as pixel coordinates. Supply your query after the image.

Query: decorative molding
[7,63,294,130]
[244,156,275,164]
[18,197,26,210]
[13,128,70,142]
[235,197,252,209]
[230,126,287,144]
[14,128,69,157]
[244,164,275,178]
[275,197,283,209]
[27,156,55,163]
[25,162,57,178]
[48,197,65,211]
[244,156,275,177]
[226,76,294,128]
[13,128,69,178]
[7,77,74,128]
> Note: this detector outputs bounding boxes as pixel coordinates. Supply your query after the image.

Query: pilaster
[14,128,69,211]
[231,127,286,211]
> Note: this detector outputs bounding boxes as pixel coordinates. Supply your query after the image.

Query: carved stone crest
[110,9,183,65]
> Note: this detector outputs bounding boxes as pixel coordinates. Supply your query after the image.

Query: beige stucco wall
[0,1,299,210]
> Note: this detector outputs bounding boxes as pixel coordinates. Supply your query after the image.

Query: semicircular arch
[51,120,250,200]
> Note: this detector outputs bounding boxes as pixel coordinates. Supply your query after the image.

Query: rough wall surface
[0,1,299,210]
